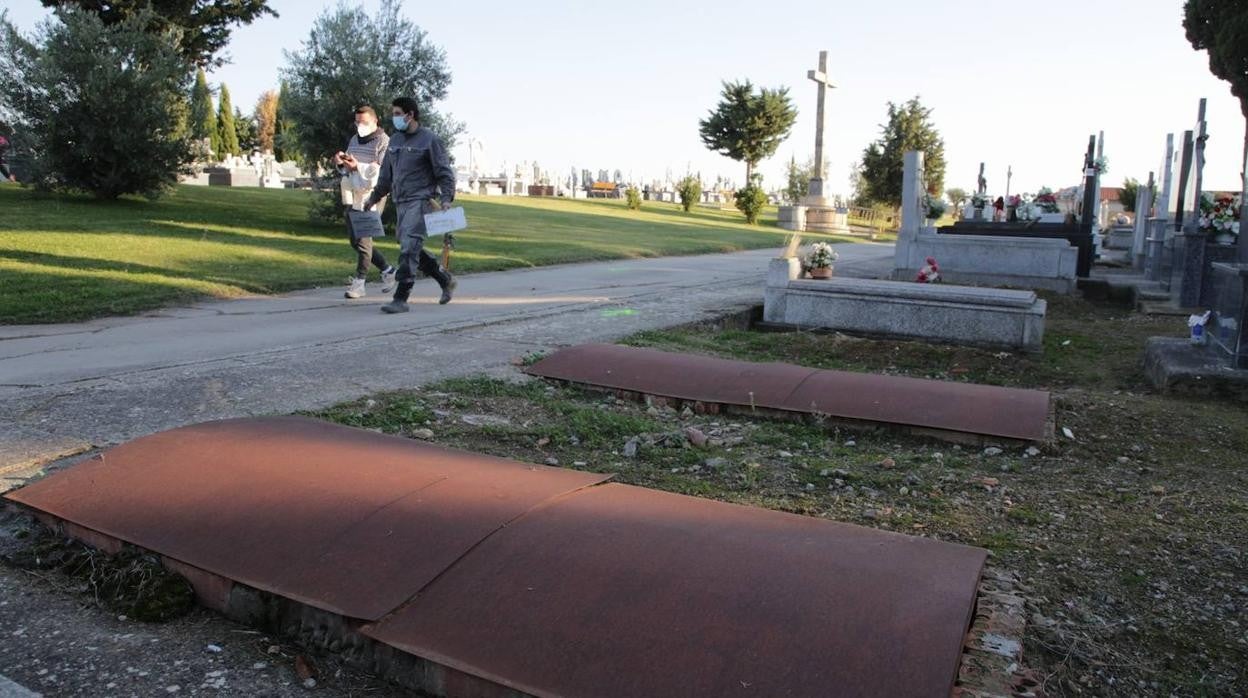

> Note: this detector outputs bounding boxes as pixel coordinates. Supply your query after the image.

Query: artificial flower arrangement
[924,193,947,220]
[1198,192,1241,239]
[970,192,989,209]
[1094,156,1109,175]
[916,256,940,283]
[1034,187,1060,213]
[805,242,839,278]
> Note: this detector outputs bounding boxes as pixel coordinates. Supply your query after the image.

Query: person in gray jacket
[364,97,456,314]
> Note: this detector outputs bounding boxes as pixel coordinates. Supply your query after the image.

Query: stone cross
[1173,130,1196,233]
[1182,98,1208,234]
[1005,165,1013,201]
[1156,134,1175,222]
[805,50,836,200]
[977,163,986,196]
[1092,131,1105,228]
[1132,171,1155,261]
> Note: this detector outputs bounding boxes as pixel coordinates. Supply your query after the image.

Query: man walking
[364,97,456,314]
[333,106,395,299]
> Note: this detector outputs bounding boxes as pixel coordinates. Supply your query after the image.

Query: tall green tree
[1120,177,1140,213]
[281,0,462,173]
[698,80,797,181]
[234,107,257,153]
[784,156,815,205]
[39,0,275,67]
[0,8,194,198]
[273,80,294,161]
[858,97,946,207]
[946,188,968,210]
[189,68,218,158]
[216,84,239,159]
[1184,0,1248,241]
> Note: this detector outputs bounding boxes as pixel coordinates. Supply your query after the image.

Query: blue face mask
[391,115,408,131]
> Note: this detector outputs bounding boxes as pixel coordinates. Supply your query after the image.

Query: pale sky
[7,0,1246,196]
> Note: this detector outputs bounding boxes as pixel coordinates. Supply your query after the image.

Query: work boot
[344,277,366,299]
[436,270,456,305]
[380,266,397,293]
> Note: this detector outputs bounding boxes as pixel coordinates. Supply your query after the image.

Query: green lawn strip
[0,185,860,324]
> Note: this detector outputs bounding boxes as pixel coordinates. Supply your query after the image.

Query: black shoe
[439,273,457,305]
[380,300,410,314]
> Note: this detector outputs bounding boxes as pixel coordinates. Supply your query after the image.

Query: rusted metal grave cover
[527,344,1051,441]
[364,483,987,698]
[4,417,609,620]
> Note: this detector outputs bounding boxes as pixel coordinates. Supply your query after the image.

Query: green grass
[0,184,857,324]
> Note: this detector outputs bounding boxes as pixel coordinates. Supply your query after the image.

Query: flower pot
[1214,233,1237,246]
[972,207,984,221]
[809,266,834,279]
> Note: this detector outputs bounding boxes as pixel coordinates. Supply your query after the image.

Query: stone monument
[777,51,850,236]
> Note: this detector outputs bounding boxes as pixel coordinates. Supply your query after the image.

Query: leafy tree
[0,8,194,199]
[1184,0,1248,233]
[254,89,278,152]
[273,80,294,161]
[698,80,797,181]
[945,188,968,209]
[189,68,218,159]
[281,0,462,172]
[858,97,946,207]
[39,0,275,67]
[1120,177,1140,213]
[215,84,239,159]
[234,107,257,153]
[784,156,815,205]
[677,175,702,212]
[847,160,869,207]
[625,186,642,211]
[734,174,769,224]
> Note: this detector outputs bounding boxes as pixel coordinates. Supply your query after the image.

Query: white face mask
[357,123,376,138]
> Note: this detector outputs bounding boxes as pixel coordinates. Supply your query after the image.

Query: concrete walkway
[0,244,894,480]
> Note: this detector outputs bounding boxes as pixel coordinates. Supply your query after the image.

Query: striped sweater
[338,129,389,211]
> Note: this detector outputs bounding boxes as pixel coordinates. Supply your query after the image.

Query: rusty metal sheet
[363,483,987,698]
[529,342,817,407]
[4,417,609,620]
[787,370,1051,442]
[528,344,1050,441]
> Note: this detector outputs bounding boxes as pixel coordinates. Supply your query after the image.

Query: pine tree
[234,107,257,153]
[698,80,797,182]
[189,68,218,159]
[216,83,239,159]
[858,97,946,207]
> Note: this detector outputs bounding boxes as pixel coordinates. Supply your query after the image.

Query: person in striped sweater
[334,105,396,299]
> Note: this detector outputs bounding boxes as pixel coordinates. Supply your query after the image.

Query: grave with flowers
[893,151,1083,293]
[766,151,1047,352]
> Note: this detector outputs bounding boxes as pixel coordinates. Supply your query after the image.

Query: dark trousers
[345,209,389,279]
[0,160,11,181]
[393,201,449,301]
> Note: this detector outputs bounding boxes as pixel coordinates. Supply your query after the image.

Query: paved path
[0,244,894,480]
